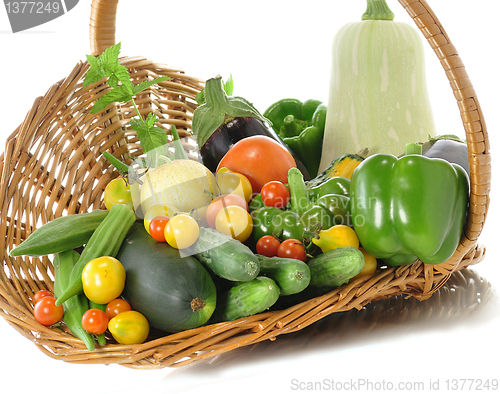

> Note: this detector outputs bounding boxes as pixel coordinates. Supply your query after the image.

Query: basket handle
[89,0,119,56]
[399,0,490,261]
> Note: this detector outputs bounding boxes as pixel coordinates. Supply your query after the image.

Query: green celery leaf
[114,65,134,94]
[133,76,171,95]
[129,115,171,164]
[90,85,133,113]
[107,74,119,89]
[83,44,122,87]
[98,43,122,72]
[145,112,157,129]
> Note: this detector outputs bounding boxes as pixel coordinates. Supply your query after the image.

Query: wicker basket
[0,0,490,369]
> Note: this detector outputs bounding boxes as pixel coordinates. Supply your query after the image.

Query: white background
[1,1,499,393]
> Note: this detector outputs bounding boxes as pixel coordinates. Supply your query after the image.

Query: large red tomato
[216,136,297,193]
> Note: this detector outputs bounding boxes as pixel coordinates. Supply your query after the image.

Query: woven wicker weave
[0,0,490,369]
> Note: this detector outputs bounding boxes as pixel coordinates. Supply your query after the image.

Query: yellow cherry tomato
[143,204,179,234]
[215,205,253,242]
[216,168,253,202]
[311,224,359,253]
[108,310,149,345]
[104,177,133,210]
[352,247,378,280]
[82,256,126,304]
[164,214,200,249]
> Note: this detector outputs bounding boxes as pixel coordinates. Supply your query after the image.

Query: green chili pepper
[264,98,326,178]
[248,193,265,215]
[250,205,283,244]
[271,168,334,243]
[316,194,352,227]
[250,168,354,250]
[350,144,469,266]
[308,176,350,201]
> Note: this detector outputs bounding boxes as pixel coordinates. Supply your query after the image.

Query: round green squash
[116,221,217,333]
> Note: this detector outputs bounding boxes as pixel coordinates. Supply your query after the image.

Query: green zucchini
[190,226,260,282]
[10,209,108,257]
[116,221,217,333]
[257,255,311,296]
[213,276,280,322]
[308,246,364,290]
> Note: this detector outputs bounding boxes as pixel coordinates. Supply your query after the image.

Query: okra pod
[53,250,95,352]
[55,203,136,306]
[10,210,109,257]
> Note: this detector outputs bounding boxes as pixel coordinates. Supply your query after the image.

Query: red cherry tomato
[217,135,297,194]
[33,296,64,326]
[261,181,290,208]
[149,215,170,242]
[277,238,307,262]
[106,298,132,320]
[205,194,248,228]
[256,235,281,257]
[81,308,109,335]
[33,290,53,304]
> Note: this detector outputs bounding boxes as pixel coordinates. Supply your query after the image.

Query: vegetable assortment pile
[9,0,471,351]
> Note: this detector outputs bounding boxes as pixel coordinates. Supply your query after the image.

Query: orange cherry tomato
[256,235,281,257]
[33,290,53,305]
[81,308,109,335]
[106,298,132,320]
[277,239,307,262]
[34,296,64,326]
[148,215,170,242]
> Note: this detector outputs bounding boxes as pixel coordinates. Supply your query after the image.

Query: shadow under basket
[0,0,491,369]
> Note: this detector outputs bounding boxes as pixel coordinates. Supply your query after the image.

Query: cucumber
[213,276,280,322]
[257,255,311,296]
[190,226,260,282]
[116,221,217,333]
[308,246,364,290]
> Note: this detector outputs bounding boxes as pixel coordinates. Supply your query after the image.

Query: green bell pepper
[350,144,469,266]
[264,98,327,178]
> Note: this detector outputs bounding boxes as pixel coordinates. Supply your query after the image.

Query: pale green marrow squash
[319,0,436,171]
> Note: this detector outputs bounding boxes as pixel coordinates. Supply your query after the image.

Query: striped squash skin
[319,20,436,171]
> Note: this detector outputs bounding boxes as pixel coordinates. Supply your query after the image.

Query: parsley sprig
[83,42,184,168]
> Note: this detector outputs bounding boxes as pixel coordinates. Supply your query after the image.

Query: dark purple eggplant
[192,77,310,180]
[422,135,470,178]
